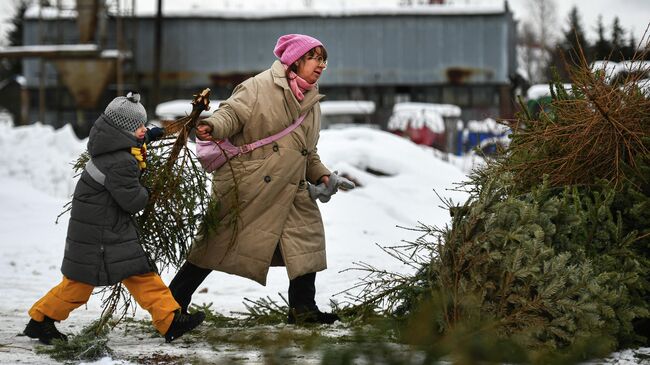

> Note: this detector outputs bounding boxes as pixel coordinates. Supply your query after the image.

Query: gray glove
[307,170,355,203]
[307,181,329,201]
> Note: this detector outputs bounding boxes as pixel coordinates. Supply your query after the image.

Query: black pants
[169,261,317,312]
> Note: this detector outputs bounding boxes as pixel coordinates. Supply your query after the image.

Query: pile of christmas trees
[351,56,650,362]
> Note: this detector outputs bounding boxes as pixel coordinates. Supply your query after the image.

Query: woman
[170,34,351,324]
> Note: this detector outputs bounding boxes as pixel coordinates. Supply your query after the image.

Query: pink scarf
[282,63,315,101]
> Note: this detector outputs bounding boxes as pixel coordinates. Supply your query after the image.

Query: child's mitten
[146,127,165,142]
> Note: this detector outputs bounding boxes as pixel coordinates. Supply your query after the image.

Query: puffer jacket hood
[88,114,140,157]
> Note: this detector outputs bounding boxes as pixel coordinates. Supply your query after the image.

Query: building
[14,2,517,136]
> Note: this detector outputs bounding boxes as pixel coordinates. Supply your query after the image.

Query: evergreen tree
[2,0,29,76]
[561,6,590,59]
[592,15,612,61]
[0,0,30,125]
[623,33,638,60]
[547,6,590,82]
[610,17,625,61]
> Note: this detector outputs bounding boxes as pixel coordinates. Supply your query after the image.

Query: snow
[25,3,507,19]
[155,99,220,120]
[1,44,99,52]
[393,102,462,118]
[387,102,460,133]
[526,83,573,100]
[0,121,469,363]
[0,122,86,198]
[0,44,128,59]
[591,60,621,79]
[0,121,646,364]
[464,118,509,134]
[24,5,77,19]
[319,101,375,116]
[633,78,650,95]
[590,60,650,82]
[0,110,13,124]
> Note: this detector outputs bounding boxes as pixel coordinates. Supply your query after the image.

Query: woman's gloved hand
[308,182,328,201]
[308,171,355,203]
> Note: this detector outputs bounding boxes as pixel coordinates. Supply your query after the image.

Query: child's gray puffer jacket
[61,114,152,286]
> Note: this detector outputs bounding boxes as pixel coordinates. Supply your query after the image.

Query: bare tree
[523,0,558,82]
[527,0,557,46]
[518,21,541,84]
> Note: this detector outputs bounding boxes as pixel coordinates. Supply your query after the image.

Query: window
[442,86,470,106]
[472,86,498,107]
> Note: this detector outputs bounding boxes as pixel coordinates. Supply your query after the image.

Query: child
[24,92,204,345]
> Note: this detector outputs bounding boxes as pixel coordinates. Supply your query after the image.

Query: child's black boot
[164,310,205,342]
[24,316,68,345]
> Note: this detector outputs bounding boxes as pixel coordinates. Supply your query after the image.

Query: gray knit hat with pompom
[104,92,147,133]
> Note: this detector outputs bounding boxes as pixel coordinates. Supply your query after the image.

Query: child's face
[134,124,146,140]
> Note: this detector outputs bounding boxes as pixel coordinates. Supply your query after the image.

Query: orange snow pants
[28,273,180,335]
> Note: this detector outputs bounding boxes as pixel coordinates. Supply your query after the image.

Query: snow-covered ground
[0,122,470,363]
[0,122,647,364]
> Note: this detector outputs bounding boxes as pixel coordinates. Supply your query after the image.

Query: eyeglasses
[307,55,328,67]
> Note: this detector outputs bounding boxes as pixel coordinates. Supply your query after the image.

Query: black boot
[24,316,68,345]
[164,310,206,342]
[287,306,340,325]
[169,261,212,314]
[287,272,340,325]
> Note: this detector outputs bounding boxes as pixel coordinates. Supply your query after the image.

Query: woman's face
[296,47,327,84]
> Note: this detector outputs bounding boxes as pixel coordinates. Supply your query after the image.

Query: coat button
[299,179,305,187]
[272,144,279,152]
[264,176,271,183]
[301,149,308,156]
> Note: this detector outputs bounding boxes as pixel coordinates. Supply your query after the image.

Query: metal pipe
[151,0,162,117]
[38,2,45,124]
[116,0,123,95]
[130,0,138,93]
[57,0,63,126]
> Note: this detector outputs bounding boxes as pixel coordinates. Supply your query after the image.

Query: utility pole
[116,0,123,96]
[38,2,45,123]
[151,0,162,118]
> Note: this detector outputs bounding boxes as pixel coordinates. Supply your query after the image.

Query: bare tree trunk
[525,0,557,83]
[518,22,538,84]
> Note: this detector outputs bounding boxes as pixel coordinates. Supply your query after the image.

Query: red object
[393,125,446,151]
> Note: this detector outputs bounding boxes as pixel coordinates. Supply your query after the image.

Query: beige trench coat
[186,61,331,285]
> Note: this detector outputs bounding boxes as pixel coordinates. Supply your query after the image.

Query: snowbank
[387,102,461,133]
[591,60,650,81]
[319,100,375,116]
[526,83,572,100]
[0,122,85,198]
[155,99,219,120]
[463,118,509,134]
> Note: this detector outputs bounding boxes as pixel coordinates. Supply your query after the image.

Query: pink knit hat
[273,34,324,66]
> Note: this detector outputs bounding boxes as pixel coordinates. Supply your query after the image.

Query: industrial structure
[2,1,518,139]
